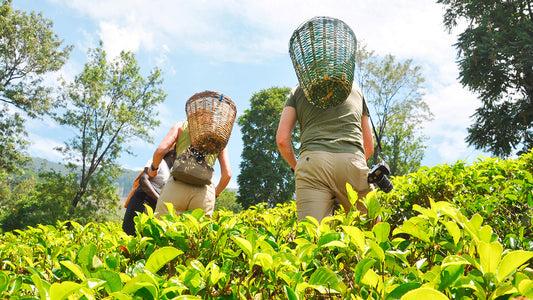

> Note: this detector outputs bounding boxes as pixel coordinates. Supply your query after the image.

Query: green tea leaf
[232,236,253,257]
[385,282,421,300]
[519,279,533,298]
[346,183,358,207]
[479,241,502,275]
[441,255,470,267]
[353,258,376,285]
[0,272,9,292]
[30,273,49,300]
[394,220,430,243]
[373,222,390,244]
[77,243,97,269]
[317,232,342,248]
[308,267,341,293]
[342,225,366,252]
[145,246,183,274]
[60,261,86,281]
[400,287,448,300]
[95,270,122,293]
[254,253,273,271]
[49,281,83,300]
[284,285,299,300]
[443,221,461,245]
[122,274,158,298]
[368,240,385,262]
[496,250,533,283]
[437,264,464,291]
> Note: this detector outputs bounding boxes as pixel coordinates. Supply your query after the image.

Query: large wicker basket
[289,16,357,109]
[185,91,237,154]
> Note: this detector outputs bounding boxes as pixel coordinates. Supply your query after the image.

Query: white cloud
[27,134,65,162]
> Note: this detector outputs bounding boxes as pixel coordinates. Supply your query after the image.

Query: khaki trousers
[155,177,216,217]
[295,150,372,222]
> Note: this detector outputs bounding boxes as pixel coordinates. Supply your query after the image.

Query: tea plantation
[1,151,532,299]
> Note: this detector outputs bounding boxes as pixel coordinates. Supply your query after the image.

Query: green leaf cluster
[1,151,533,299]
[379,149,533,249]
[438,0,533,156]
[237,87,298,209]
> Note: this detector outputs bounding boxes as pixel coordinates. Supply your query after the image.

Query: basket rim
[289,16,356,50]
[185,90,236,112]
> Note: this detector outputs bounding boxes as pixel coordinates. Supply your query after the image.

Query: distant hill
[28,158,140,198]
[27,158,239,198]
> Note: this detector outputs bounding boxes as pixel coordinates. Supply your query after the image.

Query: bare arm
[139,167,160,200]
[148,121,183,177]
[362,114,374,162]
[276,106,298,169]
[214,147,231,197]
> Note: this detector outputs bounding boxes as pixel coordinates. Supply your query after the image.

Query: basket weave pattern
[289,16,357,109]
[186,91,237,154]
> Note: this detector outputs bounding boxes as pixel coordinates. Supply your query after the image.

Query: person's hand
[148,163,158,177]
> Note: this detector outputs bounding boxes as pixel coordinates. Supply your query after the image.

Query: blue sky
[13,0,491,189]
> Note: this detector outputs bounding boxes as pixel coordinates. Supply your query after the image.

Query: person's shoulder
[351,82,363,95]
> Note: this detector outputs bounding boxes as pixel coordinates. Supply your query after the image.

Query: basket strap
[219,94,224,101]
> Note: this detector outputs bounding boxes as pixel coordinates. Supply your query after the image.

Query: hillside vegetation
[0,151,532,299]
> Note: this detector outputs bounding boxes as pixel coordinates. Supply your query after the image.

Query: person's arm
[214,147,231,197]
[276,106,298,169]
[362,114,374,162]
[138,167,160,201]
[148,121,183,177]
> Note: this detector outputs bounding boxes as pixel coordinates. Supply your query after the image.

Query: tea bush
[0,151,532,299]
[379,150,533,250]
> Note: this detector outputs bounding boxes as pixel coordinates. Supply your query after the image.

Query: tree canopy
[438,0,533,156]
[54,44,166,209]
[237,87,297,209]
[355,45,432,176]
[0,0,72,173]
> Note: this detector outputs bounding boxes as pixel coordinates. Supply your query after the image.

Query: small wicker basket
[185,91,237,154]
[289,16,357,109]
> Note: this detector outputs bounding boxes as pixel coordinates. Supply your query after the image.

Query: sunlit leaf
[496,250,533,283]
[77,243,97,269]
[373,222,390,244]
[342,225,366,252]
[400,287,448,300]
[308,267,341,293]
[145,246,183,274]
[60,261,86,281]
[354,258,376,285]
[385,282,421,300]
[232,236,253,257]
[443,221,461,245]
[479,241,502,275]
[49,281,83,300]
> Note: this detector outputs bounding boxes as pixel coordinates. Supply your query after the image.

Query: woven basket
[185,91,237,155]
[289,16,357,109]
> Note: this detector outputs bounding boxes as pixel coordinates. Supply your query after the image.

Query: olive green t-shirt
[176,121,218,167]
[285,84,369,155]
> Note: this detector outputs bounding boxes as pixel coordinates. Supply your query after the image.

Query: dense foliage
[0,0,72,173]
[0,152,532,299]
[237,87,297,209]
[54,44,166,209]
[437,0,533,156]
[354,45,432,176]
[380,149,533,249]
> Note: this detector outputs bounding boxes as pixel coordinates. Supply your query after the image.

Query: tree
[438,0,533,156]
[214,189,242,213]
[355,45,432,176]
[53,43,166,212]
[237,87,298,209]
[0,0,72,173]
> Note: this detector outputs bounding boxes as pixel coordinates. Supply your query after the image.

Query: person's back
[285,84,368,155]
